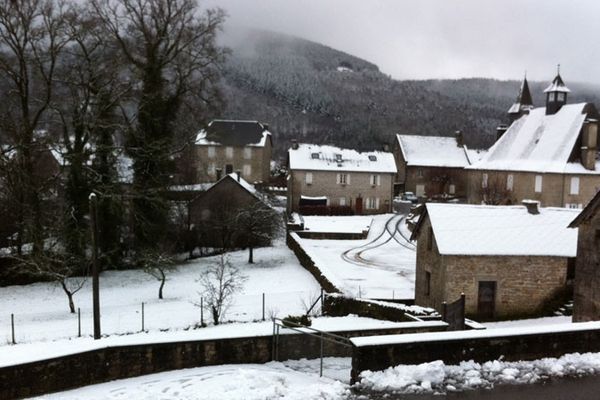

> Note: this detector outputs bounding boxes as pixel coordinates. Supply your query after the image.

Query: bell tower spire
[508,72,534,122]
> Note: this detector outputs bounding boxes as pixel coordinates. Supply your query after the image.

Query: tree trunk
[158,268,165,300]
[248,246,254,264]
[212,306,219,325]
[61,281,76,314]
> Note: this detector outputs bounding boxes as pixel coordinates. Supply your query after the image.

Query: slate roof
[468,103,599,173]
[288,143,397,173]
[195,120,271,147]
[396,134,471,168]
[569,190,600,228]
[412,203,579,257]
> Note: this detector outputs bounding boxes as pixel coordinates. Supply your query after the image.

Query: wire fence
[1,289,323,345]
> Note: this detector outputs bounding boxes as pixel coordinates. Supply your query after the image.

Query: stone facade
[194,141,271,184]
[414,216,571,319]
[571,195,600,322]
[287,169,394,215]
[467,169,600,208]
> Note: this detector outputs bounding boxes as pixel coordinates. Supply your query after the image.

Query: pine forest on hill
[219,29,600,159]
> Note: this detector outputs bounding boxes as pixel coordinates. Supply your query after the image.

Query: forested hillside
[219,29,600,159]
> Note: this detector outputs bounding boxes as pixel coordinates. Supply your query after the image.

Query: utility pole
[89,192,101,340]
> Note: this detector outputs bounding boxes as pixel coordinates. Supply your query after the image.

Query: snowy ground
[34,358,352,400]
[293,213,416,299]
[301,215,373,234]
[0,239,321,345]
[483,316,572,329]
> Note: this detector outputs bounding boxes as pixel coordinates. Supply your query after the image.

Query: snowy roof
[544,73,571,93]
[195,120,271,147]
[416,203,579,257]
[195,173,273,208]
[396,135,471,168]
[468,103,596,173]
[288,143,397,173]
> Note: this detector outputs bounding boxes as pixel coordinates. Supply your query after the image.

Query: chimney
[236,171,241,181]
[581,119,598,170]
[291,139,299,150]
[215,168,222,181]
[522,199,540,215]
[496,125,508,141]
[263,123,269,131]
[455,130,464,147]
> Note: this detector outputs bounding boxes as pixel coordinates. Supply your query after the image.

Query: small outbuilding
[569,191,600,322]
[412,201,579,320]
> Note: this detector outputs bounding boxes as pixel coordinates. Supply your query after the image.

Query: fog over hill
[217,29,600,159]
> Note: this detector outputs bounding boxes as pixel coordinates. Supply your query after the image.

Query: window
[427,227,433,251]
[416,184,425,197]
[506,174,514,191]
[243,164,252,177]
[243,148,252,160]
[208,163,216,176]
[337,173,349,185]
[207,146,216,158]
[448,184,456,195]
[425,271,431,296]
[339,197,346,206]
[549,92,556,102]
[482,173,488,188]
[558,92,565,102]
[417,168,424,178]
[311,152,320,159]
[535,175,543,193]
[305,172,313,184]
[570,177,580,195]
[370,174,380,186]
[366,197,379,210]
[368,155,377,161]
[225,147,234,158]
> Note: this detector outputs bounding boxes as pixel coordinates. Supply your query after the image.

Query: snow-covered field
[35,358,352,400]
[0,239,321,345]
[301,215,373,234]
[293,214,416,299]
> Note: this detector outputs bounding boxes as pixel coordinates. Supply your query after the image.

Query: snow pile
[358,352,600,394]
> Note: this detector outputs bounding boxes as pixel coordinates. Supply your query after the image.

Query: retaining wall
[286,232,339,293]
[350,322,600,383]
[0,322,446,399]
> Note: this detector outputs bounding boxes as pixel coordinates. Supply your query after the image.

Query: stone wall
[573,210,600,321]
[466,169,600,208]
[414,215,570,319]
[287,170,394,215]
[323,294,425,322]
[295,231,368,240]
[286,232,340,293]
[351,324,600,383]
[0,324,446,400]
[195,141,271,184]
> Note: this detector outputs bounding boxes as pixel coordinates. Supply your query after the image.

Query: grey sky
[207,0,600,84]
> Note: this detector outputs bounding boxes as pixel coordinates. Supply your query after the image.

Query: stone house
[192,120,272,184]
[287,143,397,215]
[394,133,485,199]
[189,173,274,249]
[412,202,579,320]
[466,73,600,208]
[569,191,600,322]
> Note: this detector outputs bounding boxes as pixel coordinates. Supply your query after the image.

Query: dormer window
[368,155,377,161]
[311,152,319,159]
[335,154,342,162]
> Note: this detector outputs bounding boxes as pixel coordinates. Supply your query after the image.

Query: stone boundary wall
[0,324,445,399]
[286,232,339,293]
[294,231,368,240]
[324,294,425,322]
[351,325,600,383]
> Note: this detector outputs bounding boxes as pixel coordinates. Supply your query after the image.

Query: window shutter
[306,172,313,184]
[336,173,341,184]
[535,175,543,193]
[375,198,380,209]
[570,177,580,195]
[347,174,350,185]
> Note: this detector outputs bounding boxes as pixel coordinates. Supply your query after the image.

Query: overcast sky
[206,0,600,84]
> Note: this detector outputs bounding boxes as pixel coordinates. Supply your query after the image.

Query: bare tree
[197,254,246,325]
[0,0,70,255]
[235,202,281,263]
[91,0,227,251]
[138,248,177,299]
[480,173,512,205]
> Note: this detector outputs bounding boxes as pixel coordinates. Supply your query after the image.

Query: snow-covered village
[3,1,600,399]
